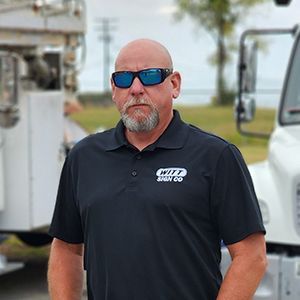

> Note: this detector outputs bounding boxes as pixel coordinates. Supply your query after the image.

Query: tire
[16,232,53,247]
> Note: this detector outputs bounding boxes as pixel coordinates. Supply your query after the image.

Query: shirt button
[136,154,142,160]
[131,170,137,177]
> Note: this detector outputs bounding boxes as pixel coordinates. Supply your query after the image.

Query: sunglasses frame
[112,68,173,88]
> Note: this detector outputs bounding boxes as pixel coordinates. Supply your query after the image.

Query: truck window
[280,35,300,125]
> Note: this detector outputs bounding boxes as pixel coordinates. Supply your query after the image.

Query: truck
[221,0,300,299]
[0,0,86,274]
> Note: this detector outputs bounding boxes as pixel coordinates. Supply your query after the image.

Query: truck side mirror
[240,41,258,94]
[235,95,256,123]
[0,53,19,128]
[236,27,295,138]
[235,40,257,127]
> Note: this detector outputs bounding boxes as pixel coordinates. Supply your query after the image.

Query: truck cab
[226,14,300,300]
[252,27,300,249]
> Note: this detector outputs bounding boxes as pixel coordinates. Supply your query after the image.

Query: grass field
[71,104,276,164]
[0,104,275,259]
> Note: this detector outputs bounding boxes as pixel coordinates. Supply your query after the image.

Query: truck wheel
[16,232,53,247]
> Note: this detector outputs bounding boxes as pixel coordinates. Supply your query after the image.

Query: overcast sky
[78,0,300,105]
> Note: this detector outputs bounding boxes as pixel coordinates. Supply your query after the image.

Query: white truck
[0,0,86,274]
[221,0,300,299]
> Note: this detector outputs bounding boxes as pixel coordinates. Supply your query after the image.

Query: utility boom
[0,0,86,274]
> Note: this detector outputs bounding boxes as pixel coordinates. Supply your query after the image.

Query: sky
[78,0,300,105]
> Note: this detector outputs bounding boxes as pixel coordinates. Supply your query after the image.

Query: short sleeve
[48,155,84,243]
[210,144,265,245]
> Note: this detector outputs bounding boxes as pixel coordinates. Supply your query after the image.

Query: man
[48,39,267,300]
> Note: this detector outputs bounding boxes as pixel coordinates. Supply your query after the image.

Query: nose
[130,77,144,96]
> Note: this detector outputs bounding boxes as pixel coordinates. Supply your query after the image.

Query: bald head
[114,39,173,71]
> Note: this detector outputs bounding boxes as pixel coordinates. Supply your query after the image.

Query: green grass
[71,105,120,132]
[1,104,275,259]
[0,235,50,261]
[70,104,275,164]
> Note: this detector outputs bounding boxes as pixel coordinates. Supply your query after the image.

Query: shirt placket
[127,151,143,192]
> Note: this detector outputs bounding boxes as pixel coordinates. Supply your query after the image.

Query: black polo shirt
[49,110,265,300]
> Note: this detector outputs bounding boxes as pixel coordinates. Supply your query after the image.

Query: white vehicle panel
[29,92,64,228]
[0,91,64,230]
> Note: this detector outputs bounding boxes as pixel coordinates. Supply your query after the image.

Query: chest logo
[156,167,187,183]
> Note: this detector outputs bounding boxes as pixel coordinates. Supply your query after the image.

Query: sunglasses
[112,68,173,88]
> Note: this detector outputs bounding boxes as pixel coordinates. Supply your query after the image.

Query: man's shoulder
[69,127,117,155]
[183,123,243,173]
[186,123,229,150]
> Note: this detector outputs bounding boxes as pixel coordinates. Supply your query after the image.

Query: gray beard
[121,108,159,132]
[121,97,159,132]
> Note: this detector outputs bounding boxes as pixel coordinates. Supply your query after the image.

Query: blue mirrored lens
[113,68,171,88]
[114,72,133,87]
[139,69,162,85]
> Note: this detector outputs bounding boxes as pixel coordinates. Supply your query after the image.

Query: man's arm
[217,233,267,300]
[48,238,84,300]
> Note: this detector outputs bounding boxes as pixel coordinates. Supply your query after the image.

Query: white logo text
[156,167,187,183]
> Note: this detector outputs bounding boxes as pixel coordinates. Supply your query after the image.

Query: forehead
[115,41,172,71]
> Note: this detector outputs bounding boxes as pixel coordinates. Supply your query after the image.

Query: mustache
[123,97,152,111]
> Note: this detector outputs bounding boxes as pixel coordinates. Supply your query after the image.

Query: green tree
[175,0,267,105]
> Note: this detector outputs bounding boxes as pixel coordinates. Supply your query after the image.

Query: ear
[170,71,181,99]
[111,78,116,102]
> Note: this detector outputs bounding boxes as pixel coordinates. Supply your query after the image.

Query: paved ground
[0,259,49,300]
[0,258,87,299]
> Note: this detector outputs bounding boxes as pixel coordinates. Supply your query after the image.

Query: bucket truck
[0,0,86,274]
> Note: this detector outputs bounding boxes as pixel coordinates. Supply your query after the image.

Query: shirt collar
[104,110,189,151]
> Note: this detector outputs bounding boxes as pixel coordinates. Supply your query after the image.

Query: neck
[125,111,173,151]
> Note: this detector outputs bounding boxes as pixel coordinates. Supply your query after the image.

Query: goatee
[121,97,159,132]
